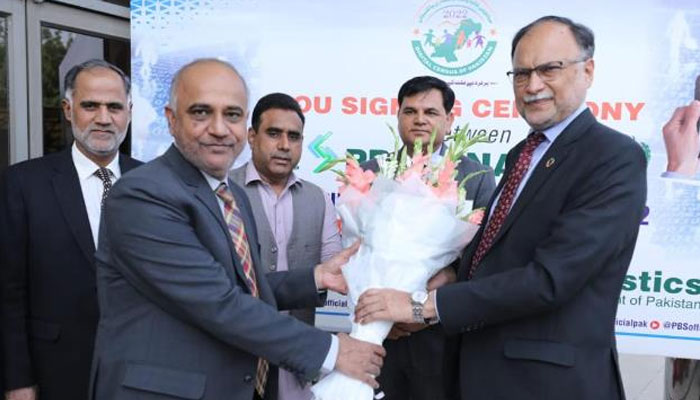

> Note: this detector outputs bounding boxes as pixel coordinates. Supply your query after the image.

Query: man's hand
[427,266,456,291]
[334,333,386,388]
[382,267,453,339]
[314,240,360,294]
[5,387,37,400]
[354,289,413,324]
[663,100,700,176]
[386,323,428,340]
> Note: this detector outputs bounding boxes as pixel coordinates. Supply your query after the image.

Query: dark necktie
[468,132,546,279]
[215,183,268,397]
[94,167,113,208]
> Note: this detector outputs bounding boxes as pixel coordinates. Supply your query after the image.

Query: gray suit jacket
[90,146,332,400]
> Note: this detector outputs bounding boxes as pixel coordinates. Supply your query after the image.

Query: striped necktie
[215,183,268,397]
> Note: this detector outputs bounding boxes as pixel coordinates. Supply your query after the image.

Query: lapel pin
[545,157,555,168]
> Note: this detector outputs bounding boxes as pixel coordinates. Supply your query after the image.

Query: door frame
[26,1,129,158]
[0,0,28,164]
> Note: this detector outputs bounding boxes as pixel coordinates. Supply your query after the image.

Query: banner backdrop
[130,0,700,358]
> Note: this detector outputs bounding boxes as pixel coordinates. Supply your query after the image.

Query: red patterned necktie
[468,132,546,279]
[215,183,268,397]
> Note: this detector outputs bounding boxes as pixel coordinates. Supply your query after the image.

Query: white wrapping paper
[312,175,479,400]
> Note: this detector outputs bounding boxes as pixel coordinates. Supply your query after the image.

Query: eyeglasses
[506,58,590,86]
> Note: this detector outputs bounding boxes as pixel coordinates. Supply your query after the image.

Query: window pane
[0,16,8,172]
[41,26,130,155]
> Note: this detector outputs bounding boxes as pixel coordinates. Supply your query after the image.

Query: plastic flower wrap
[312,126,485,400]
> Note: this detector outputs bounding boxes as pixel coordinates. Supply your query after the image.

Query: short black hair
[397,76,455,113]
[251,93,305,132]
[63,59,130,100]
[511,16,595,59]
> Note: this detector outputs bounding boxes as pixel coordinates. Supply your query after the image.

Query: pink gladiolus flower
[468,209,485,225]
[429,160,458,200]
[435,160,456,189]
[431,180,458,200]
[399,153,429,182]
[341,156,375,194]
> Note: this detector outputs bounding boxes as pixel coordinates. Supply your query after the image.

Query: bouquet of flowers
[311,126,485,400]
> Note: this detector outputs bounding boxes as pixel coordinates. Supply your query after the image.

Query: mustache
[523,93,554,104]
[200,142,236,147]
[270,153,292,161]
[88,126,116,134]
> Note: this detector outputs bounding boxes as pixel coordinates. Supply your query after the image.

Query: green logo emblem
[309,132,338,173]
[412,0,497,76]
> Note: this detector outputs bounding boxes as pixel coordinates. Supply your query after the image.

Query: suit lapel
[162,146,272,301]
[484,110,597,261]
[240,182,277,257]
[458,150,516,279]
[229,181,276,305]
[119,154,142,174]
[162,146,247,286]
[51,149,96,267]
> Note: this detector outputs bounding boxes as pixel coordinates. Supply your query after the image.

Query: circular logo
[650,320,660,330]
[412,0,498,76]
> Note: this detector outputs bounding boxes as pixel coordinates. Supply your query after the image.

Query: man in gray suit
[232,92,342,400]
[362,76,496,400]
[89,58,385,400]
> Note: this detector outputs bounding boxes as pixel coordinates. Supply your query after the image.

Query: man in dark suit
[361,76,495,400]
[356,16,647,400]
[1,60,141,400]
[89,58,385,400]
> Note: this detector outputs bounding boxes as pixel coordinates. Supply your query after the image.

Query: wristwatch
[411,290,429,324]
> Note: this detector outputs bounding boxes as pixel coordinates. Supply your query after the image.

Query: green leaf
[457,169,488,191]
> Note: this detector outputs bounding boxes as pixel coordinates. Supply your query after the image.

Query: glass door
[0,0,27,172]
[26,1,129,158]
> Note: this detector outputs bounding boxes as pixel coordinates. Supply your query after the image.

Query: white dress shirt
[71,143,121,247]
[488,103,588,220]
[200,171,339,375]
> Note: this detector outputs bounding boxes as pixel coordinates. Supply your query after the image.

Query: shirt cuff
[661,170,700,180]
[321,334,339,374]
[431,289,441,322]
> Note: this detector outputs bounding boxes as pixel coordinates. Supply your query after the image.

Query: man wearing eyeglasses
[355,15,646,400]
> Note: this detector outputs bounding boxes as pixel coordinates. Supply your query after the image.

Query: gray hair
[63,59,131,103]
[511,16,595,60]
[168,58,249,110]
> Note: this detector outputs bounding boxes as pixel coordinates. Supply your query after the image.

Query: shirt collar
[200,170,229,192]
[537,103,588,144]
[71,142,121,181]
[431,144,445,164]
[243,160,300,190]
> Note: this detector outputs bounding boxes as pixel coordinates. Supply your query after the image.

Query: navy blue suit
[0,148,141,400]
[437,110,646,400]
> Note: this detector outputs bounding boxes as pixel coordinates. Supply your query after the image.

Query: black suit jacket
[90,146,332,400]
[0,148,141,400]
[437,110,647,400]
